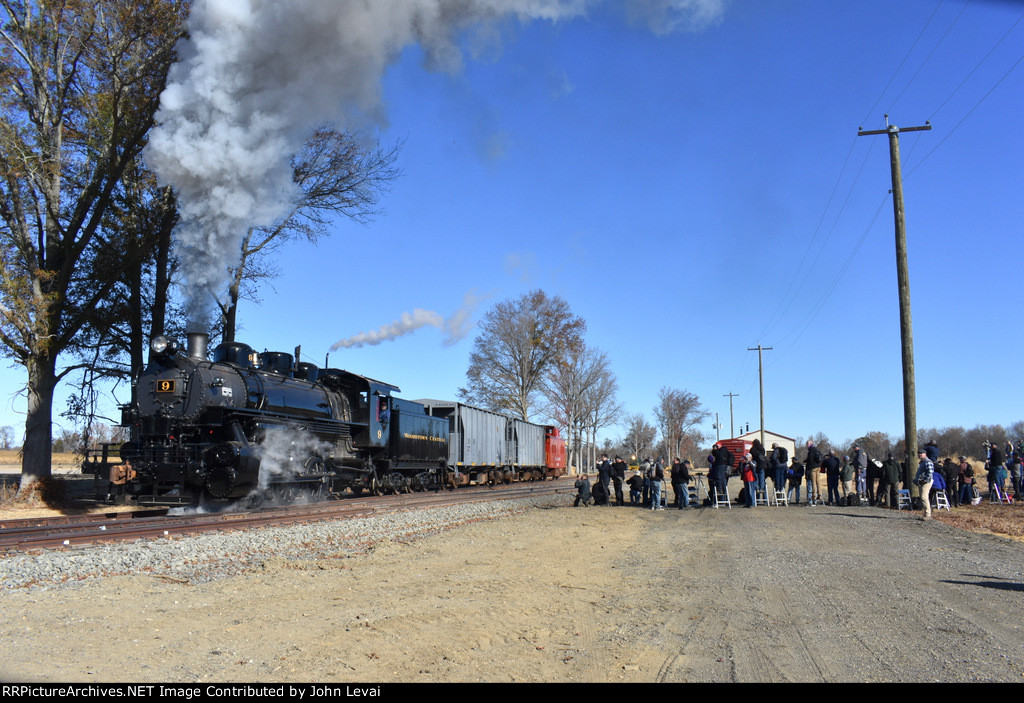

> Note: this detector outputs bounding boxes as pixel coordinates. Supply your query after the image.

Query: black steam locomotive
[110,331,450,505]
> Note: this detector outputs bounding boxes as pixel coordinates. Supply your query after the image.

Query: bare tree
[543,343,620,470]
[459,290,585,421]
[0,425,15,449]
[0,0,188,492]
[219,128,402,342]
[653,387,708,462]
[851,430,893,460]
[622,412,657,462]
[582,361,623,468]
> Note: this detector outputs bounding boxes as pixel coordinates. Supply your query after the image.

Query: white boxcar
[509,418,546,469]
[414,400,506,470]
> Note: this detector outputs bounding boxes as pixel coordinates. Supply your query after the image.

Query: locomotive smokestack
[187,331,210,360]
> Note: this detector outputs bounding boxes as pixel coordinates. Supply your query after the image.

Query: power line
[885,0,971,116]
[859,0,944,127]
[906,49,1024,179]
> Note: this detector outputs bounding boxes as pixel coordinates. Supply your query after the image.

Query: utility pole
[858,115,931,488]
[723,392,739,438]
[747,345,772,447]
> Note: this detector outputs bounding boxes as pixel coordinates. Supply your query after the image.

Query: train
[85,331,566,505]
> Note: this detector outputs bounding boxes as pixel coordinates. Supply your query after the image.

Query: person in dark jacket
[626,470,644,506]
[710,443,733,502]
[987,442,1006,498]
[866,454,882,505]
[611,455,628,506]
[941,458,960,508]
[574,473,592,507]
[878,452,901,508]
[787,457,805,504]
[823,452,842,505]
[769,443,788,495]
[596,454,612,493]
[670,457,691,509]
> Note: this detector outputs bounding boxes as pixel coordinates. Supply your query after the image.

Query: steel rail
[0,481,571,553]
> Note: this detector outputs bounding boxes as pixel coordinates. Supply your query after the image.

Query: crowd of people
[573,439,1019,521]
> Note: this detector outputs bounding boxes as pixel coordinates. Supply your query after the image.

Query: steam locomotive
[94,331,566,505]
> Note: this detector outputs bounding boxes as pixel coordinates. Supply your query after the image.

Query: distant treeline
[785,422,1022,463]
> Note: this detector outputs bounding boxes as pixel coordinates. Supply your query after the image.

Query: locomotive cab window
[356,392,369,423]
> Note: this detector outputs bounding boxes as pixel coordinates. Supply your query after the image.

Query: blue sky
[2,0,1023,449]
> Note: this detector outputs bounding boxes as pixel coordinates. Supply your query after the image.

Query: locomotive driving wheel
[272,483,298,504]
[303,456,328,501]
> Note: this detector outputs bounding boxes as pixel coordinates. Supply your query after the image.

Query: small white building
[734,429,797,462]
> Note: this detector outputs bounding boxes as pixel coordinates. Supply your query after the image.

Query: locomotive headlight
[150,335,179,356]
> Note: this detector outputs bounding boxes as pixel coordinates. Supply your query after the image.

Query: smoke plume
[145,0,725,324]
[331,290,487,350]
[252,425,333,493]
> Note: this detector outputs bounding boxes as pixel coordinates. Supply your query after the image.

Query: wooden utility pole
[858,116,931,487]
[723,392,739,438]
[747,345,772,446]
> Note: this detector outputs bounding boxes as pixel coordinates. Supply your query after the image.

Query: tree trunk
[19,354,57,494]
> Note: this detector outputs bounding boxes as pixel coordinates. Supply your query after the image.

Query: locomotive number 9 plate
[156,380,176,393]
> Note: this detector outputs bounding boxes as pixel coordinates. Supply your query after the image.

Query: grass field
[0,449,83,466]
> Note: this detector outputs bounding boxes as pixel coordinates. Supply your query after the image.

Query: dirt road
[2,499,1023,683]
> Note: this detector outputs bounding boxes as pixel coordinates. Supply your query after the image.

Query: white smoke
[331,290,487,350]
[251,424,334,496]
[145,0,725,323]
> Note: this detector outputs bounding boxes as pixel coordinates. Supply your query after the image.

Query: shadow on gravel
[942,578,1024,593]
[821,511,891,519]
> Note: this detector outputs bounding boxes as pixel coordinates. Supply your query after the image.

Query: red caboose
[544,426,567,478]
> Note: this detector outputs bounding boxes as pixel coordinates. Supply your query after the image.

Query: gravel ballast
[1,495,563,590]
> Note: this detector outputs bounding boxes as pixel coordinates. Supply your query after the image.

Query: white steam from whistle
[331,290,487,350]
[145,0,724,325]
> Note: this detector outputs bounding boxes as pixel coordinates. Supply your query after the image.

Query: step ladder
[713,486,731,509]
[990,485,1012,505]
[897,489,913,511]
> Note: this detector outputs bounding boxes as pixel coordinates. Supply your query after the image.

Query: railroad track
[0,481,571,553]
